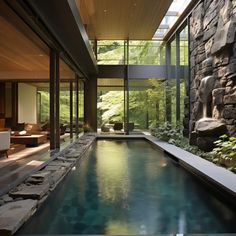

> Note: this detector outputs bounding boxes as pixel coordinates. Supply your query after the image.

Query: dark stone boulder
[189,131,198,146]
[195,118,227,137]
[197,136,218,151]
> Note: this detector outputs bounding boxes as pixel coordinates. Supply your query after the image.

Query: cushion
[25,123,42,132]
[14,123,25,131]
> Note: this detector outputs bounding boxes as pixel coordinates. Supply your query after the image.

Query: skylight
[153,0,192,40]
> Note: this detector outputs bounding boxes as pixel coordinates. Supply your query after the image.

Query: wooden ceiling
[76,0,173,40]
[0,2,75,81]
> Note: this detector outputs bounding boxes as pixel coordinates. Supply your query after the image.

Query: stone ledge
[146,136,236,198]
[0,133,96,236]
[0,199,37,236]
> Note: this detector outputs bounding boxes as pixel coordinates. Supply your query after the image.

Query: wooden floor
[0,133,71,196]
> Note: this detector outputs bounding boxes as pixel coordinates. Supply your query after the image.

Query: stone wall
[187,0,236,150]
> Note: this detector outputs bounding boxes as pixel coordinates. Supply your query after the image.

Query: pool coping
[98,134,236,204]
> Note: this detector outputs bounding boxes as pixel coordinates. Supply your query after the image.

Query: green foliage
[151,122,182,142]
[205,135,236,172]
[152,125,236,173]
[97,79,168,129]
[151,122,205,157]
[97,91,124,125]
[39,90,84,124]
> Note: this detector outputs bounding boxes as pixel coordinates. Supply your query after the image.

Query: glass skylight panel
[153,0,192,40]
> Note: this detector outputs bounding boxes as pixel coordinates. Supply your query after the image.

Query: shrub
[205,135,236,172]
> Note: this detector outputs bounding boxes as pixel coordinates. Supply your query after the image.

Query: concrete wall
[18,83,37,124]
[187,0,236,150]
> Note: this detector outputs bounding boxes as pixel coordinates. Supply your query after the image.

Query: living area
[0,1,85,195]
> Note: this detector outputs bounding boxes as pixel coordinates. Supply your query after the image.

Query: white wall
[18,83,37,123]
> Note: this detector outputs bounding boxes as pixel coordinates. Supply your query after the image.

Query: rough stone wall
[187,0,236,145]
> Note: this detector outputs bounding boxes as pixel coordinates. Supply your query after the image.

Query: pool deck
[98,134,236,200]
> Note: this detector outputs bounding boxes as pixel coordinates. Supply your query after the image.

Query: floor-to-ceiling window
[128,78,166,132]
[97,78,124,132]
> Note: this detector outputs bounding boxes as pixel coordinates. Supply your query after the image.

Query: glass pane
[129,41,165,65]
[97,78,124,132]
[129,78,166,131]
[97,40,125,65]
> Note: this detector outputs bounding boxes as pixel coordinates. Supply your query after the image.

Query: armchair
[0,131,10,158]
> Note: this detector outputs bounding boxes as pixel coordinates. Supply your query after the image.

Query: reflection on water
[96,141,130,203]
[18,140,236,235]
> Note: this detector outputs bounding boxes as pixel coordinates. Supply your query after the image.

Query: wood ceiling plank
[77,0,172,40]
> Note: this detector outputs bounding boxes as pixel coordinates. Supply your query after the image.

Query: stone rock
[205,38,214,57]
[227,124,236,136]
[197,136,218,151]
[198,76,215,103]
[1,195,13,203]
[220,0,232,25]
[224,91,236,104]
[9,183,50,200]
[217,66,227,78]
[203,26,217,42]
[214,51,230,67]
[44,165,65,171]
[203,0,218,28]
[212,106,222,119]
[189,131,198,146]
[223,106,236,119]
[212,88,225,105]
[31,171,51,179]
[57,156,77,163]
[211,20,236,54]
[195,118,227,137]
[220,77,228,87]
[191,3,204,39]
[48,160,72,168]
[26,171,51,184]
[50,170,67,190]
[224,119,235,125]
[64,151,81,158]
[228,73,236,80]
[0,199,37,236]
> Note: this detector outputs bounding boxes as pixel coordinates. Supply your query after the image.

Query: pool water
[18,140,236,234]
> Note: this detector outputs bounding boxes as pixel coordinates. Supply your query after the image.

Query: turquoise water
[18,140,236,234]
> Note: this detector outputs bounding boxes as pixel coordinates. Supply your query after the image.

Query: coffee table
[10,134,47,147]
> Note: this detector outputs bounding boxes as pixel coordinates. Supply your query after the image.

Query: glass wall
[129,41,165,65]
[97,78,124,132]
[97,41,125,65]
[180,26,189,126]
[97,40,165,65]
[0,2,50,128]
[129,78,166,132]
